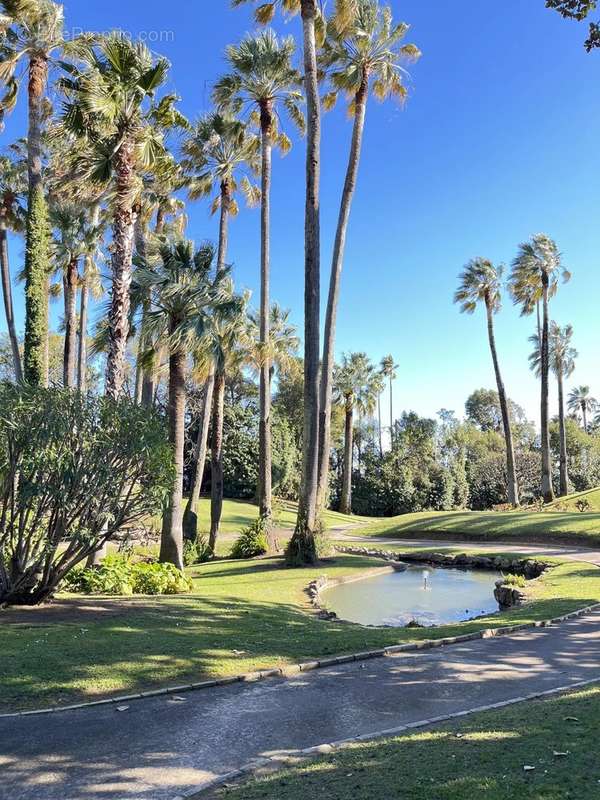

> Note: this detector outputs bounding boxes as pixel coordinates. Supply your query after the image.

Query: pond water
[321,564,502,627]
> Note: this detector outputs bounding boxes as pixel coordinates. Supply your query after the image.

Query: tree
[509,234,570,503]
[0,0,64,386]
[546,0,600,50]
[60,34,171,399]
[531,322,577,495]
[317,0,420,510]
[0,152,25,380]
[380,355,398,447]
[334,352,379,514]
[137,239,226,570]
[568,385,597,433]
[214,30,304,525]
[455,258,520,506]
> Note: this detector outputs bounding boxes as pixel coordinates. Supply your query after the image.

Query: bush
[503,573,527,587]
[230,518,268,559]
[0,386,173,606]
[183,535,212,566]
[576,498,591,513]
[62,555,192,596]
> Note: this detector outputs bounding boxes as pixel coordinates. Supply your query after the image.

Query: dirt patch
[0,597,172,626]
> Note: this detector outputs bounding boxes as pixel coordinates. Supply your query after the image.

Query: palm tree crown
[529,322,577,380]
[568,385,597,429]
[508,233,570,312]
[454,258,503,314]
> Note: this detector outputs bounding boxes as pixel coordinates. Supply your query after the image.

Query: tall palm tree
[334,352,378,514]
[531,323,577,496]
[455,258,520,507]
[380,354,398,448]
[0,152,25,380]
[77,200,104,391]
[137,239,228,569]
[316,0,420,510]
[60,34,170,399]
[509,234,570,503]
[214,30,305,525]
[568,385,596,433]
[0,0,64,385]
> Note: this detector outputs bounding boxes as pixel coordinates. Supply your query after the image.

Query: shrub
[0,385,173,606]
[131,561,192,595]
[576,498,591,513]
[62,555,192,596]
[183,535,212,566]
[503,573,527,587]
[230,518,269,559]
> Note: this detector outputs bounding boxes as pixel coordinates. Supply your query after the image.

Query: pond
[321,564,503,627]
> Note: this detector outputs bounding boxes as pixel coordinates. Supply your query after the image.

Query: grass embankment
[548,485,600,511]
[1,550,599,713]
[213,685,600,800]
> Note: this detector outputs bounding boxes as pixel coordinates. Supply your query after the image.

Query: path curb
[176,673,600,799]
[3,600,600,720]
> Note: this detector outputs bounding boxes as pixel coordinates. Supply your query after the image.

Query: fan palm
[317,0,420,509]
[60,33,171,399]
[334,352,378,514]
[531,323,577,496]
[568,385,596,433]
[380,354,398,447]
[137,239,231,569]
[0,0,64,385]
[214,30,304,527]
[0,152,25,380]
[455,258,519,506]
[509,234,570,503]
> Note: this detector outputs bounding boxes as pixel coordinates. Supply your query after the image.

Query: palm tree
[77,200,104,392]
[214,30,305,525]
[531,323,577,496]
[0,152,25,380]
[60,34,170,399]
[509,234,570,503]
[334,352,378,514]
[0,0,64,385]
[380,355,398,448]
[137,239,226,569]
[568,385,596,433]
[455,258,520,507]
[317,0,420,510]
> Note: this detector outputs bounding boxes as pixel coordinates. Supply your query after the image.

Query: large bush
[0,385,173,606]
[63,554,192,596]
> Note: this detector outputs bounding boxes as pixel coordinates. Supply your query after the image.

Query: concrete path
[2,606,600,800]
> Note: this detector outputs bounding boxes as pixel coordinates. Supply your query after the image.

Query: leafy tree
[455,258,519,506]
[509,234,570,503]
[546,0,600,50]
[317,0,420,510]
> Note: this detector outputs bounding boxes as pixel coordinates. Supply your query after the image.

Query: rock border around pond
[307,546,555,622]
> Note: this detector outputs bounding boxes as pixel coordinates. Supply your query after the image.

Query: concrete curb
[176,673,600,799]
[3,599,600,720]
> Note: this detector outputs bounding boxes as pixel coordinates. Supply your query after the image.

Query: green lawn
[213,685,600,800]
[2,550,599,712]
[548,485,600,512]
[357,509,600,547]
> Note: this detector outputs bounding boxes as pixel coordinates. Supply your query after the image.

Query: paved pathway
[2,539,600,800]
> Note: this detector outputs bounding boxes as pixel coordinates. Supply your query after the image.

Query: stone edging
[178,673,600,799]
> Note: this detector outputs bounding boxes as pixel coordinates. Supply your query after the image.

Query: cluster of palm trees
[454,233,593,505]
[0,0,420,567]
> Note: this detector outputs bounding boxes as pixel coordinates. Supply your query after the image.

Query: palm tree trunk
[317,77,368,510]
[558,371,569,496]
[159,336,186,571]
[183,369,215,541]
[485,299,519,507]
[24,55,50,387]
[105,135,137,400]
[78,201,101,392]
[389,375,394,449]
[582,402,588,434]
[63,258,78,388]
[0,221,22,381]
[378,392,383,457]
[289,0,321,565]
[339,400,354,515]
[259,103,273,529]
[540,275,554,503]
[209,371,226,555]
[135,217,156,407]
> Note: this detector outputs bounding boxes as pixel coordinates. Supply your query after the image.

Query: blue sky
[3,0,600,425]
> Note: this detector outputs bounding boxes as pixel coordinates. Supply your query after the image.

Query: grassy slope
[1,551,599,712]
[214,685,600,800]
[548,485,600,511]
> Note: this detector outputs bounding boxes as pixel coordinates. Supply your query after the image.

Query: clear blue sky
[3,0,600,425]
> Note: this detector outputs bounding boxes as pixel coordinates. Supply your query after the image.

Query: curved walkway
[2,539,600,800]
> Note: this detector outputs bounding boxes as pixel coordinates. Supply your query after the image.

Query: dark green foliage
[23,183,50,385]
[546,0,600,49]
[0,385,173,605]
[230,518,268,559]
[183,535,212,565]
[63,554,192,595]
[222,401,259,498]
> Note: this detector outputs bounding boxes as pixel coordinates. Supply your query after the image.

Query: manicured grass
[357,509,600,547]
[548,485,600,512]
[214,685,600,800]
[1,550,599,712]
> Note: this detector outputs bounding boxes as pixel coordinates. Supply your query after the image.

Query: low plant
[230,518,269,559]
[62,555,192,596]
[183,535,212,566]
[502,573,527,588]
[576,498,591,513]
